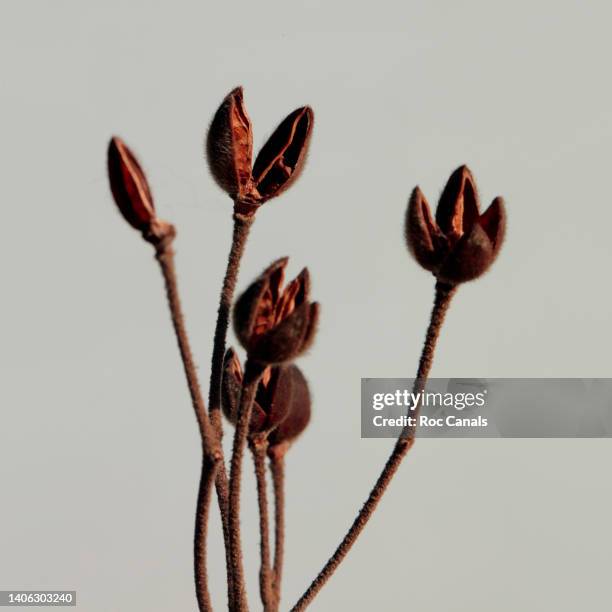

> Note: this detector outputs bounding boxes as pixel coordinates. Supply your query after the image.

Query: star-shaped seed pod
[206,87,314,215]
[221,348,294,435]
[107,136,173,243]
[233,258,319,365]
[405,165,506,284]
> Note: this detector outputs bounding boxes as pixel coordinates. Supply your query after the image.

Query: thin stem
[195,212,252,610]
[194,457,220,612]
[251,437,275,611]
[269,449,286,610]
[208,213,254,435]
[290,280,457,611]
[228,359,265,612]
[154,237,221,612]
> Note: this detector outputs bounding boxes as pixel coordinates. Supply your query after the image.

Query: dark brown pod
[435,165,480,240]
[268,365,311,449]
[233,257,288,350]
[405,187,448,272]
[107,136,156,231]
[249,301,319,365]
[206,87,254,202]
[254,366,294,432]
[233,259,317,364]
[252,106,314,202]
[437,222,494,283]
[221,349,294,434]
[221,348,243,423]
[404,165,506,284]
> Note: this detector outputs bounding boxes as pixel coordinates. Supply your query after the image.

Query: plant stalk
[228,359,265,611]
[195,212,253,610]
[269,449,286,610]
[251,437,275,611]
[290,280,457,611]
[154,236,221,612]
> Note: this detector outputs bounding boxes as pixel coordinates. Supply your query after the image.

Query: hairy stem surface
[155,239,220,612]
[251,439,275,611]
[196,212,253,610]
[270,450,286,609]
[291,281,457,611]
[228,360,265,611]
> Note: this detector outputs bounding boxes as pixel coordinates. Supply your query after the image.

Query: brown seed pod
[233,258,318,365]
[108,136,156,231]
[221,348,294,435]
[107,137,173,243]
[206,89,314,212]
[251,106,314,202]
[405,165,506,284]
[268,365,311,450]
[206,87,254,203]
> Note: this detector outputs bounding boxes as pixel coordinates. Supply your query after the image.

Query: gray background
[1,1,611,610]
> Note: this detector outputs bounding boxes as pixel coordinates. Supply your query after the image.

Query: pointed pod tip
[454,164,472,178]
[297,267,310,283]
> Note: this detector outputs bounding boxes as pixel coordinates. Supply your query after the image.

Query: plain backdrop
[1,1,611,610]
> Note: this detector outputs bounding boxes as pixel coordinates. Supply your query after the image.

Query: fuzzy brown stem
[228,360,265,611]
[197,212,252,610]
[270,450,286,609]
[251,438,275,611]
[290,280,457,611]
[154,236,221,612]
[208,212,254,433]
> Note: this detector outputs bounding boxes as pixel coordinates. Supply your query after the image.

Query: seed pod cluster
[405,165,506,284]
[233,258,319,365]
[222,348,311,446]
[206,87,314,215]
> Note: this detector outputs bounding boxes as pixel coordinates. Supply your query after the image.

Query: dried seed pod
[233,259,318,365]
[108,136,156,231]
[268,365,311,450]
[206,87,254,202]
[221,347,244,424]
[405,165,506,284]
[252,106,314,202]
[107,137,174,243]
[221,348,294,435]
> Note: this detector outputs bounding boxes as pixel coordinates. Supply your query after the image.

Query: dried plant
[106,87,506,612]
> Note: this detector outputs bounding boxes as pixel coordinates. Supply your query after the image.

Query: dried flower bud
[233,258,319,365]
[268,365,311,450]
[405,166,506,284]
[108,136,156,230]
[206,87,254,203]
[251,106,314,202]
[221,348,294,435]
[206,88,314,213]
[107,137,173,243]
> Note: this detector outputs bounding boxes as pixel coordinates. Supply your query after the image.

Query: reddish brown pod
[233,258,319,365]
[221,348,294,435]
[405,165,506,284]
[206,87,314,215]
[268,365,311,452]
[107,137,173,243]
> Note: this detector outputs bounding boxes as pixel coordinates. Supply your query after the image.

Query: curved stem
[228,360,265,611]
[251,438,275,611]
[270,450,285,610]
[290,281,457,611]
[155,239,220,612]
